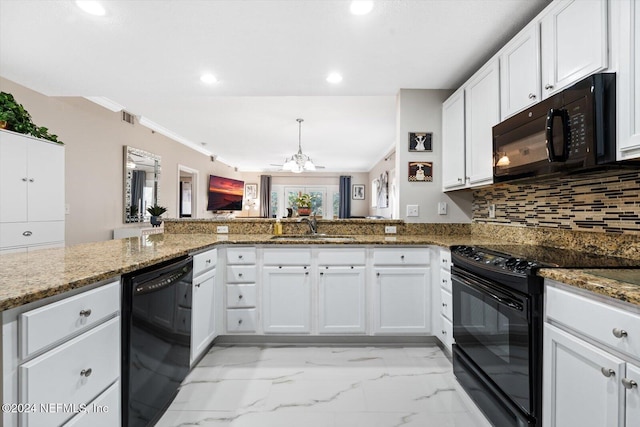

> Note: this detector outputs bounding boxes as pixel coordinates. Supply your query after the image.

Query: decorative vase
[150,216,162,227]
[0,121,8,130]
[298,207,311,216]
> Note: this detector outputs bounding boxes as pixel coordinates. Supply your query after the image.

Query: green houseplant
[147,204,168,227]
[293,193,314,216]
[0,92,63,144]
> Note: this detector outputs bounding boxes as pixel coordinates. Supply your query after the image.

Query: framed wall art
[408,162,433,182]
[352,184,365,200]
[245,183,258,199]
[408,132,432,152]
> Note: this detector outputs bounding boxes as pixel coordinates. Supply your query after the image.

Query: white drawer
[193,248,217,276]
[226,265,257,283]
[440,269,452,292]
[263,248,312,266]
[227,309,257,332]
[440,249,451,271]
[546,285,640,361]
[20,281,120,359]
[226,247,256,265]
[0,221,64,248]
[226,284,257,308]
[440,288,452,321]
[440,315,454,350]
[19,317,120,427]
[372,248,430,266]
[316,248,366,266]
[63,380,120,427]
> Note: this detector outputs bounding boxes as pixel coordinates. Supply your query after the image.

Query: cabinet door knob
[238,294,243,299]
[22,231,32,237]
[205,259,211,264]
[320,272,324,276]
[305,271,309,275]
[601,368,615,378]
[376,272,380,277]
[80,368,93,377]
[442,330,447,335]
[400,255,405,260]
[442,303,447,307]
[21,177,28,182]
[528,93,536,99]
[612,328,628,338]
[545,84,554,90]
[442,278,447,283]
[79,309,92,317]
[238,255,243,259]
[622,378,638,389]
[238,318,243,325]
[238,273,243,277]
[28,178,34,183]
[195,283,201,288]
[457,178,463,183]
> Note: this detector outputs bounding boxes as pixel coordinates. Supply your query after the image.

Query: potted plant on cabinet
[147,204,168,227]
[0,92,63,144]
[293,193,314,216]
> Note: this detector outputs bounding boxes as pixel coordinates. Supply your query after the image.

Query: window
[272,185,339,219]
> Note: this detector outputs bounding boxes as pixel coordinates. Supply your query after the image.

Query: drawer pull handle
[528,93,536,99]
[400,255,405,260]
[442,330,446,335]
[545,84,554,90]
[622,378,638,389]
[238,255,243,259]
[305,271,309,275]
[238,319,243,325]
[238,273,243,277]
[442,259,447,263]
[195,283,201,288]
[320,272,324,276]
[612,328,628,338]
[206,259,211,264]
[80,368,92,377]
[79,309,92,317]
[22,231,33,237]
[442,303,447,307]
[238,294,243,299]
[377,272,380,277]
[442,279,447,283]
[601,368,615,378]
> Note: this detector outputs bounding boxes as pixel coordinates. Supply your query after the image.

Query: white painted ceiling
[0,0,551,173]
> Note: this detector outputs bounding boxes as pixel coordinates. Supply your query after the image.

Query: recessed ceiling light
[350,1,374,16]
[75,1,106,16]
[200,73,218,84]
[326,72,343,84]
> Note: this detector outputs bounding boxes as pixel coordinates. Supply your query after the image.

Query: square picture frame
[408,132,433,152]
[352,184,365,200]
[245,183,258,199]
[408,162,433,182]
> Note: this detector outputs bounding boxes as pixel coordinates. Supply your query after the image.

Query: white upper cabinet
[441,59,498,191]
[540,0,608,99]
[442,88,466,190]
[614,0,640,160]
[465,59,500,187]
[500,25,541,119]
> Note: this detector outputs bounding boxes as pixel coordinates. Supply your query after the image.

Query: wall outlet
[216,225,229,234]
[385,226,397,234]
[406,205,419,217]
[488,204,496,219]
[438,202,447,215]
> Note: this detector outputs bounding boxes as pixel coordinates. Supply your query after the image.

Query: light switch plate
[406,205,419,217]
[438,202,447,215]
[216,225,229,233]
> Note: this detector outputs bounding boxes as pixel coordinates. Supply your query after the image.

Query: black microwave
[493,73,616,183]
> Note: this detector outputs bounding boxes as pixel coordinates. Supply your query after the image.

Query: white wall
[368,150,396,218]
[394,89,472,223]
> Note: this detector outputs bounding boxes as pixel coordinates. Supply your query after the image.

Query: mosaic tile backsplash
[473,169,640,235]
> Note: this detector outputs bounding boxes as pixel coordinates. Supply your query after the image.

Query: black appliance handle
[545,108,570,162]
[454,270,524,312]
[134,262,193,295]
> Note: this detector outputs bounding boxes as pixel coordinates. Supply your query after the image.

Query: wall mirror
[123,146,161,223]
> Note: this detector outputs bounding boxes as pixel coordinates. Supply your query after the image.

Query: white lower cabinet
[262,266,311,334]
[543,323,623,427]
[191,268,216,364]
[63,381,120,427]
[544,281,640,427]
[318,266,366,334]
[372,267,431,334]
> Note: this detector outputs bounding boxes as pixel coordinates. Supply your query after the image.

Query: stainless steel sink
[270,234,356,242]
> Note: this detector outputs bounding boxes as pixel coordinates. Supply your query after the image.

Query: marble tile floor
[156,345,492,427]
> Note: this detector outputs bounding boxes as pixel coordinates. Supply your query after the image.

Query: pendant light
[282,118,316,173]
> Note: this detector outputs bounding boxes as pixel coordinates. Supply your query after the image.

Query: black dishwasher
[122,256,193,427]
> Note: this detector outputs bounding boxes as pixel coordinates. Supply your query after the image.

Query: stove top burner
[452,244,639,275]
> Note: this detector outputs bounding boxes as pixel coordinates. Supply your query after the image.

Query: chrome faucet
[298,215,318,234]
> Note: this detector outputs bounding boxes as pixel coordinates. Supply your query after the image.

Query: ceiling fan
[271,118,325,173]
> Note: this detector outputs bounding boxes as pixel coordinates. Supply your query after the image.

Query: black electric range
[450,244,639,427]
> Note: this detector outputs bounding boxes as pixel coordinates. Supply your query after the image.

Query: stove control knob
[515,260,530,270]
[505,258,518,268]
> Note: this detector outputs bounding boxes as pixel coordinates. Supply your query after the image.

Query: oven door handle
[456,274,524,312]
[545,108,570,162]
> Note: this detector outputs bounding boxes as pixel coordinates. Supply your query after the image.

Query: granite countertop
[538,268,640,307]
[2,232,639,312]
[0,232,492,312]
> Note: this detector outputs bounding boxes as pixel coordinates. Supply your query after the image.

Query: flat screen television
[207,175,244,211]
